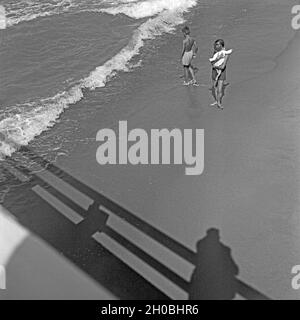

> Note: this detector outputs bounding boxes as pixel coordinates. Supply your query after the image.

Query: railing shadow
[1,146,271,300]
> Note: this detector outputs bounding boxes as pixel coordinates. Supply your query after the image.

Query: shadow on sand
[1,147,270,300]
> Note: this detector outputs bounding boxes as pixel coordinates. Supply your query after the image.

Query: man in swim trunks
[210,39,231,109]
[181,26,198,86]
[209,48,232,85]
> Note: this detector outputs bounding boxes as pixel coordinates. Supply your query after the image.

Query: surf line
[96,121,204,176]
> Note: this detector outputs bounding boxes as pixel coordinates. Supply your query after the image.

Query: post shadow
[1,146,271,300]
[2,156,170,299]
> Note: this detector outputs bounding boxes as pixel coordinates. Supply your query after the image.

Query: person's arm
[181,40,186,58]
[192,40,198,57]
[209,52,218,64]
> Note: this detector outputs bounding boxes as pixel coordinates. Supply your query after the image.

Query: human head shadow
[189,228,239,300]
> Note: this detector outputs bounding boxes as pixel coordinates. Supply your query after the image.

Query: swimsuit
[182,38,195,67]
[212,67,226,81]
[182,50,194,67]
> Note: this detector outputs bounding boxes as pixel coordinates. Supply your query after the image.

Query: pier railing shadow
[1,146,271,300]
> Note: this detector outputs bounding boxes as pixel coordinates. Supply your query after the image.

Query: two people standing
[181,27,232,109]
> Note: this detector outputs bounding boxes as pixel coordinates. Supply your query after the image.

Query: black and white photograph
[0,0,300,305]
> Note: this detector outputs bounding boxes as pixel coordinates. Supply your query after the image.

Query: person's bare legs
[183,66,190,85]
[210,80,218,106]
[217,80,224,109]
[188,66,198,85]
[214,70,221,87]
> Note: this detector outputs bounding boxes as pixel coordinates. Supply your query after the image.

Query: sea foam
[0,6,6,29]
[100,0,197,19]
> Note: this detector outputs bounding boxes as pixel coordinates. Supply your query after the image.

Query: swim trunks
[212,67,226,81]
[182,50,194,67]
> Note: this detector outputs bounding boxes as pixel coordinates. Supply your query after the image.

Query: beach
[0,0,300,299]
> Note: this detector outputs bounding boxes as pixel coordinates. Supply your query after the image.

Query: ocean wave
[2,0,139,29]
[0,0,197,157]
[0,87,84,157]
[83,8,188,88]
[3,0,196,29]
[0,5,6,29]
[100,0,197,19]
[3,0,105,28]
